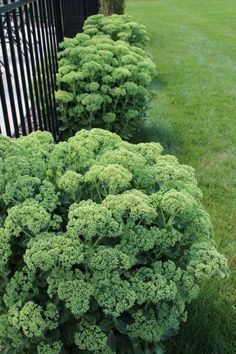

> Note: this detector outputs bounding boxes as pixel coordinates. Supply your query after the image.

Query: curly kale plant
[0,130,228,353]
[55,34,156,139]
[83,14,150,48]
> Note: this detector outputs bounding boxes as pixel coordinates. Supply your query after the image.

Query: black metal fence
[0,0,99,140]
[61,0,99,38]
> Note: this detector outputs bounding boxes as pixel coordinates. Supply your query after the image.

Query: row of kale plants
[0,14,229,354]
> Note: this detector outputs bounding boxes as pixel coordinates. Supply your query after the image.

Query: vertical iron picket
[44,0,59,136]
[53,0,63,45]
[0,65,11,135]
[45,0,58,137]
[0,12,19,137]
[33,0,50,131]
[24,3,41,130]
[47,0,58,74]
[38,0,56,136]
[5,7,26,134]
[12,6,32,133]
[18,5,35,133]
[28,1,45,130]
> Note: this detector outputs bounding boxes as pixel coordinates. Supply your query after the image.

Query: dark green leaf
[108,330,116,353]
[154,343,165,354]
[114,319,128,334]
[145,342,152,354]
[84,314,97,325]
[100,318,114,332]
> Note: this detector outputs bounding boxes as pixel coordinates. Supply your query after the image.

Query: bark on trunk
[99,0,125,16]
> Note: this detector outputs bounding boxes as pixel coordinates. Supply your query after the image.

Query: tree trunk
[99,0,125,16]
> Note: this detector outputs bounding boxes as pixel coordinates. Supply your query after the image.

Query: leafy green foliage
[84,14,150,48]
[126,1,236,353]
[56,34,156,139]
[0,130,228,353]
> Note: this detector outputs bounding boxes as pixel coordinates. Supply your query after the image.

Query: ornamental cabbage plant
[55,34,156,140]
[0,130,228,353]
[83,14,150,48]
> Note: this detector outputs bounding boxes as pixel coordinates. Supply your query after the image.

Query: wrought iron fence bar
[12,6,32,133]
[0,66,11,135]
[48,0,58,71]
[45,0,56,81]
[0,12,19,136]
[24,3,40,130]
[0,0,63,138]
[38,0,55,135]
[0,0,99,139]
[45,0,60,137]
[53,0,63,45]
[5,7,26,135]
[46,0,57,79]
[39,0,57,135]
[0,0,36,14]
[33,0,50,131]
[18,5,35,132]
[28,1,45,130]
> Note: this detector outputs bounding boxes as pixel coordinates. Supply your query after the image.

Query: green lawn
[126,1,236,353]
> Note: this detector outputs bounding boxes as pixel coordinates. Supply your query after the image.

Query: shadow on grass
[132,75,181,154]
[150,76,166,91]
[134,118,180,156]
[166,277,236,354]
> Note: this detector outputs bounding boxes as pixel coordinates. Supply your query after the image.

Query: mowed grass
[126,1,236,353]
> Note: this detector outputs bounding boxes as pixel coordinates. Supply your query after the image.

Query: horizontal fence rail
[0,0,99,140]
[0,0,61,140]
